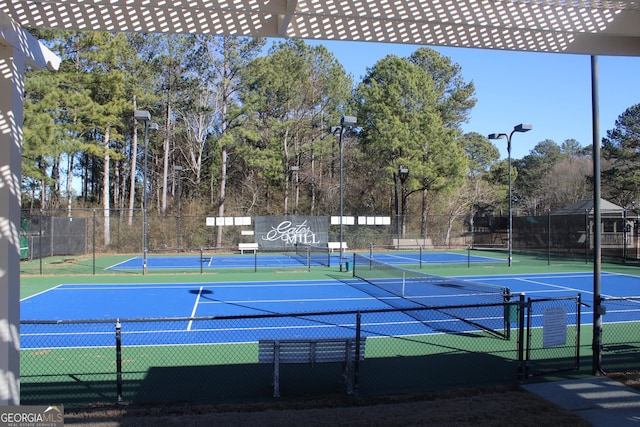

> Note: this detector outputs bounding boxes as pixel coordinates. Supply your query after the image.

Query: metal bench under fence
[258,338,366,397]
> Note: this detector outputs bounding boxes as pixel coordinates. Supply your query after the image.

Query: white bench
[392,238,433,249]
[238,242,258,254]
[258,338,366,397]
[327,241,348,253]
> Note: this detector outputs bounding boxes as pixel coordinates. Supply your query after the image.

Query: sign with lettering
[255,216,328,250]
[542,305,567,348]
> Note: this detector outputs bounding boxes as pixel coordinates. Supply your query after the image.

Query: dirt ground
[62,373,640,426]
[61,386,583,426]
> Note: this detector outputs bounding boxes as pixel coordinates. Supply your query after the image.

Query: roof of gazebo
[1,1,639,56]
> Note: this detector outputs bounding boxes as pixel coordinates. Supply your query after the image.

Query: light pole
[174,165,183,252]
[397,167,409,242]
[489,123,532,267]
[289,165,299,216]
[338,116,357,272]
[134,110,158,274]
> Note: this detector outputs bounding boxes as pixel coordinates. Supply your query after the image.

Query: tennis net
[351,253,511,338]
[295,243,331,267]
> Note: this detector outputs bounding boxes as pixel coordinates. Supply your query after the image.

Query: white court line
[20,284,63,302]
[187,286,204,331]
[105,257,138,270]
[511,277,590,295]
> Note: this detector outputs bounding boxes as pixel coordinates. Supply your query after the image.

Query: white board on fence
[206,217,216,226]
[542,305,567,348]
[331,216,355,225]
[235,217,251,226]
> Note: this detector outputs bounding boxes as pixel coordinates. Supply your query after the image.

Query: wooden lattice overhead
[0,0,639,55]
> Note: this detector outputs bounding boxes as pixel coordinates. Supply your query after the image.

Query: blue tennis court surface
[21,271,640,349]
[106,251,502,271]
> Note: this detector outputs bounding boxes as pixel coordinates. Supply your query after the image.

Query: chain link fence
[20,209,640,274]
[600,296,640,373]
[21,296,584,409]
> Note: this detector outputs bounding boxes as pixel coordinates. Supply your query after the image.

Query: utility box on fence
[20,235,29,260]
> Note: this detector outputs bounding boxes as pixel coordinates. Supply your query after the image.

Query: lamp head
[341,116,357,126]
[488,133,506,140]
[514,123,532,133]
[134,110,151,122]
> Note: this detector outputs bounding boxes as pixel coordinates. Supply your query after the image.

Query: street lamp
[174,165,183,252]
[337,116,357,272]
[397,167,409,242]
[134,110,158,274]
[488,123,532,267]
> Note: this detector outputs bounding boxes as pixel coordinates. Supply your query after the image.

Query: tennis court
[105,250,504,271]
[20,269,640,350]
[21,254,640,408]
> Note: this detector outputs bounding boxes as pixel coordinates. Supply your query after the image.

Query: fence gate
[518,294,582,380]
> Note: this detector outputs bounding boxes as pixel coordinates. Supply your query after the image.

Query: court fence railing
[20,295,586,409]
[19,208,640,275]
[599,296,640,373]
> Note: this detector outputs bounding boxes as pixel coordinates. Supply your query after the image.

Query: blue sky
[287,40,640,161]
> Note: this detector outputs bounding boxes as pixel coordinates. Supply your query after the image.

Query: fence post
[354,311,362,396]
[547,209,551,266]
[39,209,43,275]
[116,319,123,405]
[576,294,582,371]
[92,209,96,275]
[517,293,526,382]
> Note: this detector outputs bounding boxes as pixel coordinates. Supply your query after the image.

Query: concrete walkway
[524,377,640,426]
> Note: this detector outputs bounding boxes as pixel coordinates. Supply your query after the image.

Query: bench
[327,241,348,253]
[258,338,366,397]
[238,242,258,254]
[392,238,433,249]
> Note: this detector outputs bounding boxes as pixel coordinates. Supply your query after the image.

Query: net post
[200,248,203,274]
[503,288,511,341]
[327,244,331,268]
[254,249,258,273]
[115,319,123,405]
[419,245,423,269]
[351,252,356,278]
[306,245,311,272]
[402,271,406,297]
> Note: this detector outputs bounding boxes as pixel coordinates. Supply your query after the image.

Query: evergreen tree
[602,103,640,207]
[355,55,467,237]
